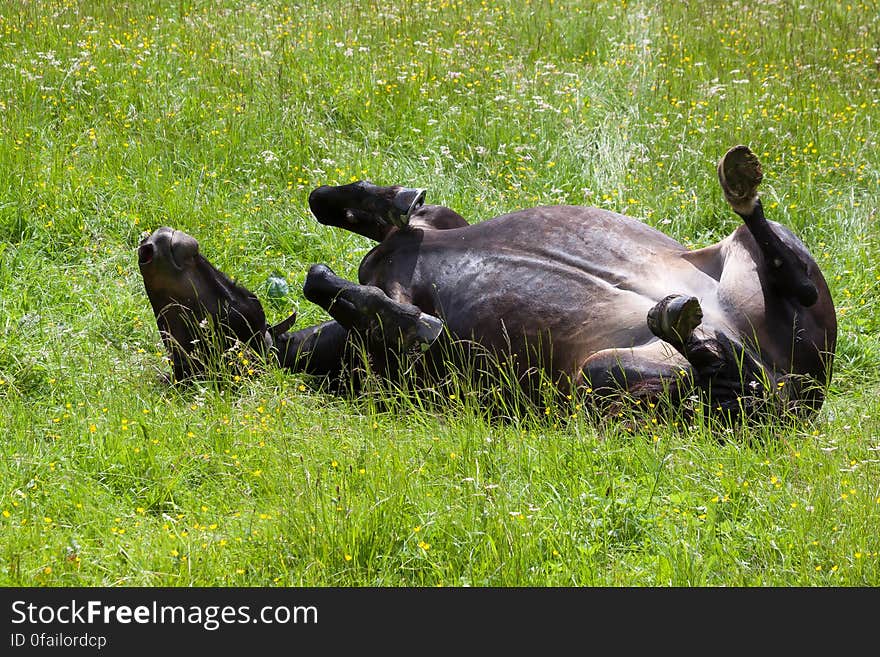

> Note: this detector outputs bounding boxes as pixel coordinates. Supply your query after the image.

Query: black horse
[138,146,836,419]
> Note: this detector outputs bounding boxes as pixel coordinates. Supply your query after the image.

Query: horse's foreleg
[302,264,443,354]
[308,181,426,241]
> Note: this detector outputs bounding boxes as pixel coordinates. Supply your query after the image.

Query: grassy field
[0,0,878,586]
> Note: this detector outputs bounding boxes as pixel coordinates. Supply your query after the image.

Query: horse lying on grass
[137,146,836,422]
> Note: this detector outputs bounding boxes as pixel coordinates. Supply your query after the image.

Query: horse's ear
[269,309,298,338]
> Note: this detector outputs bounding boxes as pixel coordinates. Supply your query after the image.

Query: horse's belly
[433,269,665,377]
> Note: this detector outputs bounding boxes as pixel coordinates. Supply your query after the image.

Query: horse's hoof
[414,312,444,348]
[718,145,762,215]
[390,188,426,228]
[647,294,703,348]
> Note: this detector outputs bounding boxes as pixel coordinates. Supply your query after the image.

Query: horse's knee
[576,346,693,399]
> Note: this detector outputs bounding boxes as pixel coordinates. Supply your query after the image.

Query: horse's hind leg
[575,341,696,415]
[647,293,770,416]
[303,263,443,353]
[718,145,818,306]
[308,181,426,241]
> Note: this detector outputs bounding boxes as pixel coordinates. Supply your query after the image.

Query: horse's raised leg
[303,264,443,353]
[718,145,818,306]
[308,181,426,241]
[308,181,469,240]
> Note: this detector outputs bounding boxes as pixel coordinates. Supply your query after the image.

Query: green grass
[1,0,878,585]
